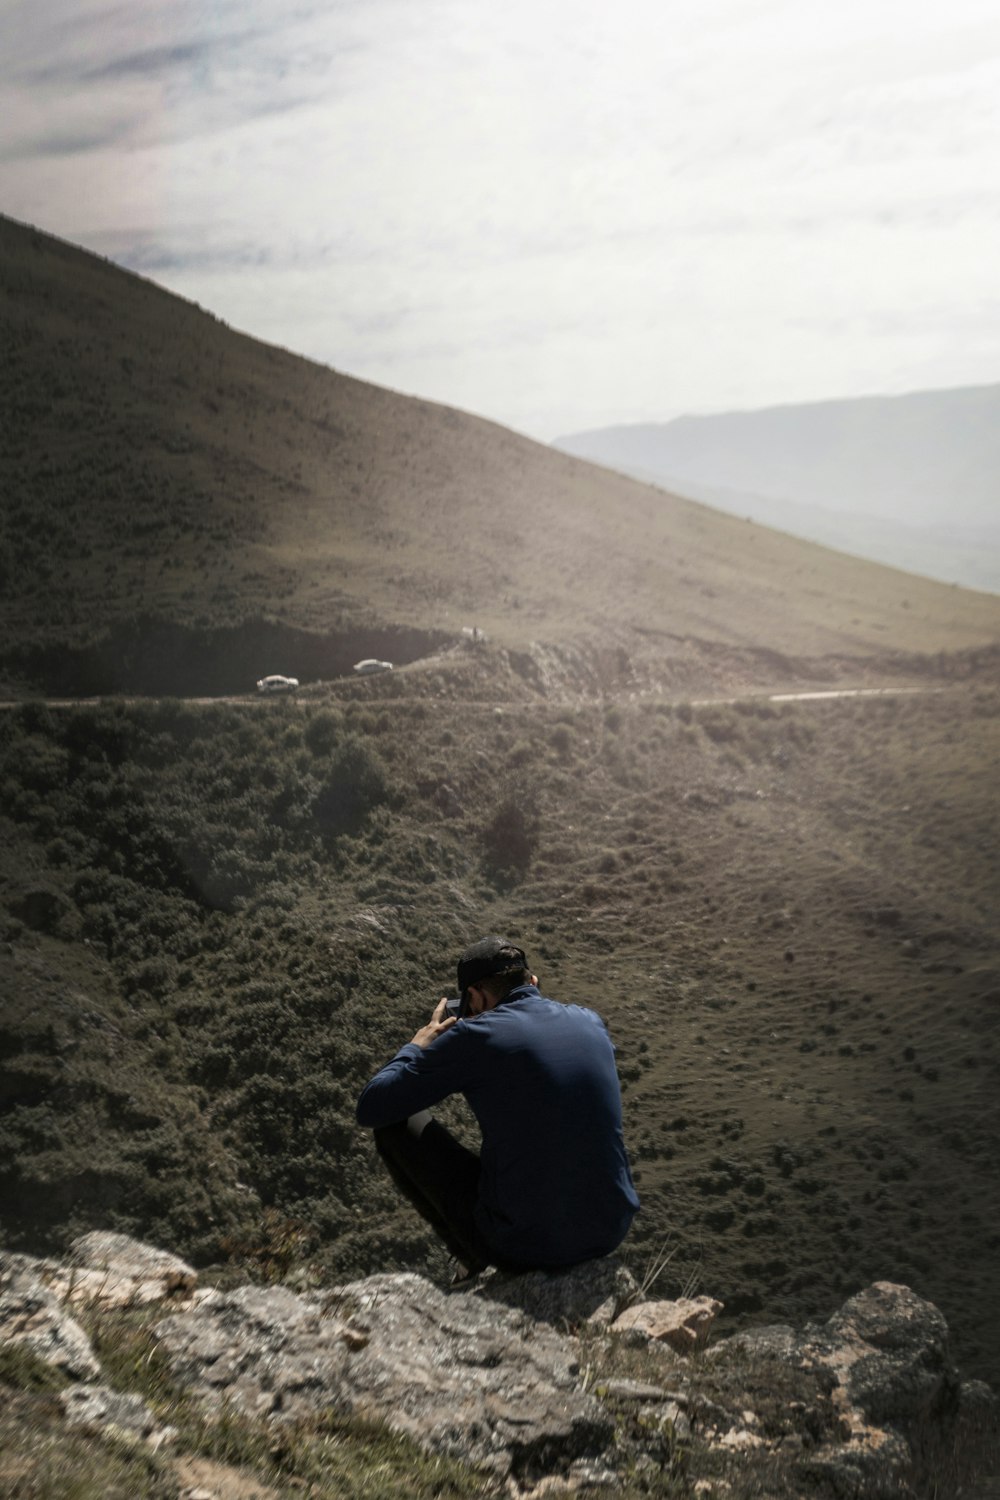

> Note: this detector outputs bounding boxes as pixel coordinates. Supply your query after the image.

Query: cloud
[1,0,999,437]
[0,0,355,166]
[24,41,210,87]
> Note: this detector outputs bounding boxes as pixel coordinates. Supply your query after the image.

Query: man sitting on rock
[356,936,640,1277]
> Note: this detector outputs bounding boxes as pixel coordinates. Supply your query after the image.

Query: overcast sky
[2,0,998,439]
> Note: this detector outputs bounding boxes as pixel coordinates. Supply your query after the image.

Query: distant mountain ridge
[555,386,1000,594]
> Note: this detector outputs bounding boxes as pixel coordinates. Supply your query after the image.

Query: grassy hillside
[3,212,1000,700]
[554,463,1000,598]
[1,213,999,1411]
[2,668,998,1388]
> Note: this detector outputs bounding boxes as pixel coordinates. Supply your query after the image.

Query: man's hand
[410,996,457,1050]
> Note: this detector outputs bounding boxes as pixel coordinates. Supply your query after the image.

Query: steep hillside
[612,472,1000,597]
[3,213,999,699]
[2,212,999,1432]
[556,387,1000,594]
[2,676,999,1389]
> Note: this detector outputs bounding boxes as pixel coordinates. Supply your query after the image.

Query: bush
[313,735,392,837]
[304,709,341,757]
[0,734,69,793]
[482,787,538,884]
[550,723,573,757]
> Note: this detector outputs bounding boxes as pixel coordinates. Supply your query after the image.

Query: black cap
[456,936,529,1001]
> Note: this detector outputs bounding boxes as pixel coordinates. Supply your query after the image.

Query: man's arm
[410,996,457,1050]
[355,998,462,1128]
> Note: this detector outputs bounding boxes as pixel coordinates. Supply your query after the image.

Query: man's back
[459,988,639,1265]
[358,983,639,1267]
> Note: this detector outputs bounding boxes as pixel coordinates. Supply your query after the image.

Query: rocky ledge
[1,1231,997,1497]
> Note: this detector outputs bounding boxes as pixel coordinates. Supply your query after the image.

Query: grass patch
[0,1344,71,1394]
[80,1310,497,1497]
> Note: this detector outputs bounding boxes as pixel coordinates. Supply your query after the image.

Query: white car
[352,659,393,675]
[256,674,300,694]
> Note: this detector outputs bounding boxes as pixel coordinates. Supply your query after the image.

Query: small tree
[313,734,391,838]
[482,782,539,886]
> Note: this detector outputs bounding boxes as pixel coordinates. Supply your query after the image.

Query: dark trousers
[372,1119,523,1273]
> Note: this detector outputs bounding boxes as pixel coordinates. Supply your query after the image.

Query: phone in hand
[444,995,463,1019]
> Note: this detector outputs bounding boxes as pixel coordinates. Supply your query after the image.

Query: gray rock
[0,1259,100,1380]
[705,1321,798,1362]
[59,1384,169,1445]
[0,1234,197,1315]
[709,1281,965,1499]
[959,1379,999,1420]
[67,1230,197,1307]
[472,1255,640,1330]
[5,1234,991,1500]
[155,1271,613,1479]
[796,1427,915,1500]
[807,1280,956,1427]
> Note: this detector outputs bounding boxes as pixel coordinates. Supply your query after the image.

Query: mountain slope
[2,213,999,1402]
[556,387,1000,594]
[2,681,999,1388]
[3,214,999,698]
[617,472,1000,597]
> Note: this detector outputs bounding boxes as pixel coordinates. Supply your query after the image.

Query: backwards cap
[456,936,529,1001]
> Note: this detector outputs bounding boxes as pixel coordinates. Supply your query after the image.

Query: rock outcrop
[1,1234,997,1497]
[0,1260,100,1380]
[470,1254,640,1329]
[59,1383,169,1447]
[708,1280,988,1498]
[155,1271,613,1481]
[612,1293,724,1351]
[1,1231,196,1313]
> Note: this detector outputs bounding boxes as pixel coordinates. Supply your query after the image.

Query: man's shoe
[448,1259,483,1287]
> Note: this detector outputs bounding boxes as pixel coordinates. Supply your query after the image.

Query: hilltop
[3,212,999,699]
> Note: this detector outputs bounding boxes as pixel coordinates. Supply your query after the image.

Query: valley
[2,211,999,1409]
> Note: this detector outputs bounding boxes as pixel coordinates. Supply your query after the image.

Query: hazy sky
[2,0,998,439]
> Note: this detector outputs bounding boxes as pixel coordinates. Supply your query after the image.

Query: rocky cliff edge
[1,1232,997,1498]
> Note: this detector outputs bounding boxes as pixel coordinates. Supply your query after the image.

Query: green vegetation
[0,1344,70,1394]
[2,683,999,1398]
[0,1417,175,1500]
[2,210,1000,1496]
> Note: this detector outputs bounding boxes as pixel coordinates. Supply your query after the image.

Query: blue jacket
[356,984,640,1267]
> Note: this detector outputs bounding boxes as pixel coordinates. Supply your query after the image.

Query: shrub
[1,734,69,793]
[313,735,392,837]
[62,703,137,764]
[304,709,341,757]
[482,787,538,884]
[698,708,741,745]
[550,723,573,757]
[218,1206,318,1282]
[121,955,180,1000]
[44,836,76,867]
